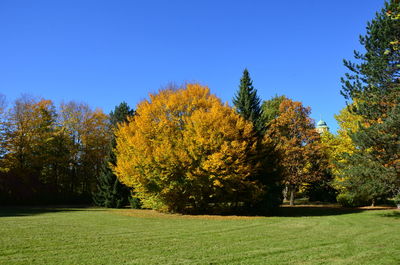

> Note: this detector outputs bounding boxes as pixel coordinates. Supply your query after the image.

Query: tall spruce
[233,70,283,213]
[233,69,264,135]
[340,0,400,205]
[93,102,134,208]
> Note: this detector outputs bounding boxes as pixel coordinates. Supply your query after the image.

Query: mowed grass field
[0,206,399,265]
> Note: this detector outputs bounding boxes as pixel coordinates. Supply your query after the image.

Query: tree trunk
[283,185,288,201]
[289,185,295,206]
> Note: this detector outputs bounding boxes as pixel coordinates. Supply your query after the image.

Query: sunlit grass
[0,207,399,264]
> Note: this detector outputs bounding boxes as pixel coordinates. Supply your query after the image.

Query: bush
[305,179,338,203]
[129,196,142,209]
[336,193,368,207]
[393,194,400,206]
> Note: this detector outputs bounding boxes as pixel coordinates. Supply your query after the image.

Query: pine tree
[93,153,127,208]
[93,102,135,208]
[233,68,264,134]
[340,0,400,205]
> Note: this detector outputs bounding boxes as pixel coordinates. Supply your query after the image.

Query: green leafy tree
[93,102,134,208]
[340,0,400,205]
[261,95,287,126]
[233,68,264,135]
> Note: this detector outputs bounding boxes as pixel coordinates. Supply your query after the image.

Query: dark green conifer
[233,68,264,135]
[340,0,400,205]
[233,69,283,213]
[93,102,135,208]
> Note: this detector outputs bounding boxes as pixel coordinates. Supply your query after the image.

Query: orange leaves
[113,84,263,212]
[266,99,324,186]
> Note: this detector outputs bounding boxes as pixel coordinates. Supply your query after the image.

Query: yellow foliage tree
[59,102,111,194]
[321,104,363,191]
[113,84,264,213]
[3,96,57,171]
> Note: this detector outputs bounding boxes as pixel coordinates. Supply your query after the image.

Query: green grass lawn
[0,206,399,265]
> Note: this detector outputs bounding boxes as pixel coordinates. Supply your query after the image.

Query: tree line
[0,79,328,212]
[0,96,133,205]
[0,0,398,212]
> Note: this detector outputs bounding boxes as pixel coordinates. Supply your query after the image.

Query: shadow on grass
[0,206,98,217]
[380,211,400,219]
[1,205,396,219]
[273,205,365,217]
[176,204,371,218]
[274,204,399,217]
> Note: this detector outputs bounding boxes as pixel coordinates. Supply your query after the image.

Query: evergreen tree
[109,102,135,127]
[340,1,400,205]
[233,69,264,134]
[93,102,135,208]
[233,70,283,213]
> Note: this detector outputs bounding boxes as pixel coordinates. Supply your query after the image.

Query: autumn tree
[0,94,6,161]
[232,71,283,212]
[114,84,267,213]
[3,97,56,171]
[233,69,264,135]
[340,0,400,205]
[59,102,111,197]
[266,99,326,206]
[0,95,112,204]
[1,96,60,202]
[0,94,5,115]
[321,104,363,191]
[93,102,134,208]
[305,108,360,203]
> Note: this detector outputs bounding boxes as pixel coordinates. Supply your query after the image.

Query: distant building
[316,119,329,134]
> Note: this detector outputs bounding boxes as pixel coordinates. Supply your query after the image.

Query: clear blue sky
[0,0,386,132]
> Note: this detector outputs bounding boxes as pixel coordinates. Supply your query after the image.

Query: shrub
[129,196,142,209]
[393,193,400,206]
[336,192,368,207]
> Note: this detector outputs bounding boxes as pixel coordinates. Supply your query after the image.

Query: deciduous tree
[59,102,110,197]
[114,84,265,213]
[261,95,287,126]
[0,94,7,162]
[266,99,325,205]
[1,96,59,202]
